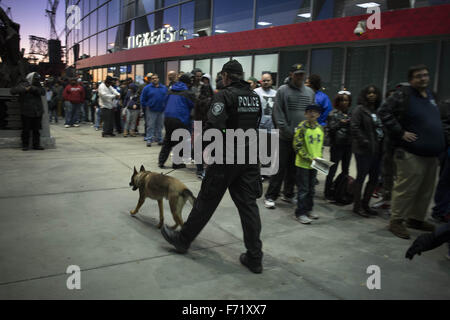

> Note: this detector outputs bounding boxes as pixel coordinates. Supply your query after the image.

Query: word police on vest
[238,95,261,113]
[170,121,280,176]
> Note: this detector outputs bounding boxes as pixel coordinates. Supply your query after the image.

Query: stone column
[40,95,56,148]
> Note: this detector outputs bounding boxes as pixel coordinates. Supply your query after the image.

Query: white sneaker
[295,215,312,224]
[264,199,276,209]
[73,124,80,127]
[308,212,319,220]
[64,125,70,128]
[281,195,297,204]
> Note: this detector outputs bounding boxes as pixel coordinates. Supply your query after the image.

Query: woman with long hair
[324,90,353,200]
[350,85,384,217]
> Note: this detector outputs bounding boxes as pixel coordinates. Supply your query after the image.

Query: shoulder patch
[211,102,225,116]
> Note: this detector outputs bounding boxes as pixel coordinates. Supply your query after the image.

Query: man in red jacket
[63,78,85,128]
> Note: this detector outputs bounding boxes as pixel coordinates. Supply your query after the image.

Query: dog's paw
[130,210,137,215]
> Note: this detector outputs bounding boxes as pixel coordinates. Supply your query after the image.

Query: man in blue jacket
[140,74,168,147]
[158,73,195,169]
[306,74,332,127]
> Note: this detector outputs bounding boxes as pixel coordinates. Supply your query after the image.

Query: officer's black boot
[239,253,263,274]
[161,224,190,254]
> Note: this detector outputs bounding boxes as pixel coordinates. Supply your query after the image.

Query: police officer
[161,60,264,273]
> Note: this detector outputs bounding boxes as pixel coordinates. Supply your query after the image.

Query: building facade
[67,0,450,103]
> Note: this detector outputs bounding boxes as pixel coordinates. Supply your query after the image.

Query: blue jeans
[145,110,164,143]
[94,107,102,129]
[64,101,81,126]
[295,167,317,217]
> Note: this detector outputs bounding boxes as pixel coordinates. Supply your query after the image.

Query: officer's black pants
[158,117,188,166]
[21,115,42,147]
[265,137,296,200]
[180,164,263,262]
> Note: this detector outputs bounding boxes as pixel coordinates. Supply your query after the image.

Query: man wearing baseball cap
[264,63,315,209]
[161,60,265,274]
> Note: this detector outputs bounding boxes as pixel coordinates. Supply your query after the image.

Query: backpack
[332,173,355,205]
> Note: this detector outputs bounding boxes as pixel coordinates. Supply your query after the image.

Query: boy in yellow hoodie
[293,104,324,224]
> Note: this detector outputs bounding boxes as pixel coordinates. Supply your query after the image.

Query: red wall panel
[76,4,450,69]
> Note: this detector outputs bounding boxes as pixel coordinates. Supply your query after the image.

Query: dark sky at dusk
[1,0,66,55]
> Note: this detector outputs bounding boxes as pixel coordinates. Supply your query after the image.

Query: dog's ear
[133,166,137,174]
[140,165,145,172]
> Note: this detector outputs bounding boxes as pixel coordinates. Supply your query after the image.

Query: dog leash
[162,168,177,175]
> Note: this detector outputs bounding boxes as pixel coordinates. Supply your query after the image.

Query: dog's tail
[181,188,196,206]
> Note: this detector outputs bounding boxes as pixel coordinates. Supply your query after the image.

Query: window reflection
[90,35,97,57]
[345,46,386,107]
[90,10,97,35]
[108,0,120,28]
[155,0,179,10]
[155,5,179,30]
[98,4,107,32]
[256,0,311,28]
[213,0,253,34]
[139,0,155,14]
[310,48,344,99]
[98,31,107,55]
[388,43,437,91]
[181,2,195,39]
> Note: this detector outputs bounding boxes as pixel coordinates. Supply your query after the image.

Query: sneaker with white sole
[294,215,312,224]
[264,198,276,209]
[64,125,70,128]
[307,212,319,220]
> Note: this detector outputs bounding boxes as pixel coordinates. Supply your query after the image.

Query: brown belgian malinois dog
[129,165,196,229]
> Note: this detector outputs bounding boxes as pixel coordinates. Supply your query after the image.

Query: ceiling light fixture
[215,29,227,33]
[257,21,272,26]
[356,2,380,8]
[297,13,311,18]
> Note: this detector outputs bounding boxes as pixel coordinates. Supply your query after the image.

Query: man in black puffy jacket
[10,72,45,151]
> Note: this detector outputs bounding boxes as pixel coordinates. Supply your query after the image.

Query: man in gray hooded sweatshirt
[264,64,315,209]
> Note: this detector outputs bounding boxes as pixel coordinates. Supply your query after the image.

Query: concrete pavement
[0,122,449,299]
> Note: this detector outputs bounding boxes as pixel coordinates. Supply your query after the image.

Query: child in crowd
[293,104,324,224]
[123,84,140,137]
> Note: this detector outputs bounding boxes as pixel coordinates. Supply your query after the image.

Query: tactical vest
[224,85,261,131]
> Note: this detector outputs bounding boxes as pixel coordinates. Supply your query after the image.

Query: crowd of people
[19,62,450,262]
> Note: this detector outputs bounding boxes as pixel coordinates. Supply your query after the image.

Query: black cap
[305,104,322,113]
[290,63,306,74]
[221,60,243,75]
[179,73,192,85]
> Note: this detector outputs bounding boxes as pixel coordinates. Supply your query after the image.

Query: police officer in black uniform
[161,60,264,273]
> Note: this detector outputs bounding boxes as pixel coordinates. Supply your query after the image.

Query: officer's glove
[405,233,436,260]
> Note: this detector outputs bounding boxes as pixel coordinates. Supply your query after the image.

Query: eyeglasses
[262,80,271,82]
